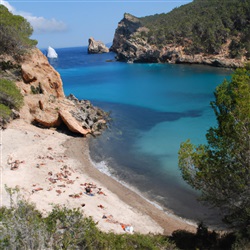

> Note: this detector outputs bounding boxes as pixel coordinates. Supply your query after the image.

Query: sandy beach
[1,119,195,235]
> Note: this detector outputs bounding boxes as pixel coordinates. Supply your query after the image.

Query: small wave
[91,160,112,177]
[90,158,197,227]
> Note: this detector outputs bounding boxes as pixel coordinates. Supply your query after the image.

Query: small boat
[47,46,58,58]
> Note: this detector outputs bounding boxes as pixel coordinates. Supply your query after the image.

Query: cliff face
[110,14,142,54]
[13,48,107,136]
[110,14,245,68]
[110,14,160,63]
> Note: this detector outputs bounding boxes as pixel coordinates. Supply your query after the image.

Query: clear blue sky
[2,0,192,49]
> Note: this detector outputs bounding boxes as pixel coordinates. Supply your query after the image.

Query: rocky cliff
[4,48,108,135]
[110,14,160,63]
[110,13,246,68]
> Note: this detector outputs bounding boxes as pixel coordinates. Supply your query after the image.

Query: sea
[45,46,232,228]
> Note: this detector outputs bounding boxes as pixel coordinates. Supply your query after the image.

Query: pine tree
[178,66,250,230]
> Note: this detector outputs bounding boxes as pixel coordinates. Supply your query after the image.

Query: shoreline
[88,140,198,227]
[64,136,196,235]
[2,119,196,235]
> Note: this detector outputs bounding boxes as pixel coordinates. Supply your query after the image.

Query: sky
[1,0,192,49]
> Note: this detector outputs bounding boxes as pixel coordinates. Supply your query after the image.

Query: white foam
[91,160,112,177]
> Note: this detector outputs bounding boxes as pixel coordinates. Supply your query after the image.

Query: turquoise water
[49,47,232,226]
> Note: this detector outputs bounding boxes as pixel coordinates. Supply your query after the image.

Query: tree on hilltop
[0,5,37,59]
[140,0,250,57]
[178,66,250,231]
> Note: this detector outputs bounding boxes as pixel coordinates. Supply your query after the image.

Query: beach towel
[125,226,134,234]
[84,192,95,196]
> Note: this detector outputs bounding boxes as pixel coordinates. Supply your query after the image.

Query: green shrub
[0,78,23,126]
[2,188,249,249]
[0,104,12,120]
[0,192,177,250]
[0,78,23,110]
[0,61,21,71]
[0,5,37,59]
[45,205,100,249]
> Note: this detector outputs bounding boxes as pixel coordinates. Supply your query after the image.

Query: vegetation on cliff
[0,79,23,110]
[178,65,250,239]
[0,5,35,127]
[0,5,37,59]
[140,0,250,58]
[0,78,23,127]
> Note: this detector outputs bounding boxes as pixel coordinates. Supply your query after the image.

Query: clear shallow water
[47,46,232,227]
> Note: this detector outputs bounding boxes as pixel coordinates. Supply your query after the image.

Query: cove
[52,46,232,227]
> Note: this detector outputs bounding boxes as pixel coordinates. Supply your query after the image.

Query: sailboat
[47,46,58,58]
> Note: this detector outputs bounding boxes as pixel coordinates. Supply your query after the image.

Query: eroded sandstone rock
[59,109,91,135]
[12,48,109,136]
[21,49,64,98]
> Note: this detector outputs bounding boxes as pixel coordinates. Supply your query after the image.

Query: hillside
[110,0,250,67]
[0,5,108,133]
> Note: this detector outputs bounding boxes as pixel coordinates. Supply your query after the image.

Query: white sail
[47,46,58,58]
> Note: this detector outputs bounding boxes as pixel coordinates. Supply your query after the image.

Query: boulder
[66,94,109,134]
[21,67,37,83]
[88,37,109,54]
[34,110,62,128]
[59,110,91,135]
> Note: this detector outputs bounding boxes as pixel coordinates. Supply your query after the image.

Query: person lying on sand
[32,187,43,193]
[120,223,134,233]
[85,186,92,194]
[9,159,24,170]
[97,188,107,196]
[11,160,20,170]
[102,215,134,233]
[83,182,96,188]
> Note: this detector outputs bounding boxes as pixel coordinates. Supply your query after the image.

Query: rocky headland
[1,48,108,135]
[88,37,109,54]
[110,13,247,68]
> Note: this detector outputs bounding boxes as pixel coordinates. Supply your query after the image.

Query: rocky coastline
[110,13,245,68]
[1,47,196,237]
[1,48,109,135]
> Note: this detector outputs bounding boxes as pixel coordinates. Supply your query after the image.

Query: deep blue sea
[45,46,232,227]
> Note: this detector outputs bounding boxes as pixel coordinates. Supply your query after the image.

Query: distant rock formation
[110,14,162,63]
[13,48,108,136]
[88,37,109,54]
[110,13,141,54]
[110,13,245,68]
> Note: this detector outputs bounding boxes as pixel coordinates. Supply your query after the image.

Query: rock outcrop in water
[7,48,108,135]
[88,37,109,54]
[110,13,246,68]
